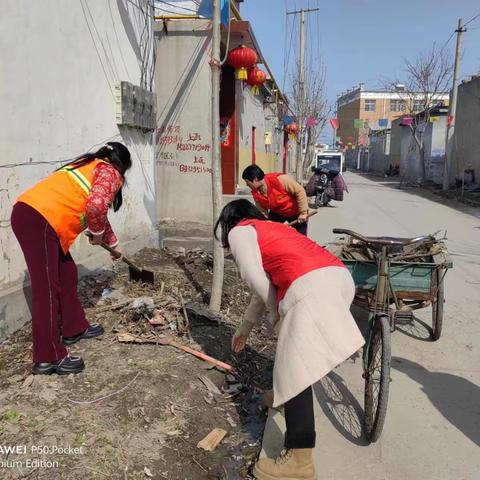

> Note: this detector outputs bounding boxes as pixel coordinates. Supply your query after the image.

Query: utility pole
[443,18,465,191]
[286,7,319,183]
[209,0,224,312]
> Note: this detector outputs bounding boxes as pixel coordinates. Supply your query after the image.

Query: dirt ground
[0,248,277,480]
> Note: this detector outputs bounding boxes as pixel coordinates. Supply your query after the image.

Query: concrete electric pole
[443,18,466,191]
[286,7,319,183]
[209,0,224,312]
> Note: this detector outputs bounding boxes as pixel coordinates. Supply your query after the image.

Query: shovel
[100,243,156,284]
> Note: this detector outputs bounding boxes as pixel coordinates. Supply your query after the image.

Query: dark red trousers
[11,202,90,363]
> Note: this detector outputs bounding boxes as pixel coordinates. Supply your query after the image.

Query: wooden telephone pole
[443,18,466,191]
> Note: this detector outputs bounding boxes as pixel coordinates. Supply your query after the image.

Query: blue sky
[240,0,480,142]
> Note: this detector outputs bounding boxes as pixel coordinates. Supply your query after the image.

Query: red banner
[330,118,339,130]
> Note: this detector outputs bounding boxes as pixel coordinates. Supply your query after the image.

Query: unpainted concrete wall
[398,117,446,185]
[368,133,391,174]
[0,1,157,338]
[238,86,282,176]
[453,77,480,181]
[154,20,213,224]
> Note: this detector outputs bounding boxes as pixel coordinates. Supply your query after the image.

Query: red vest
[252,173,299,217]
[238,219,345,301]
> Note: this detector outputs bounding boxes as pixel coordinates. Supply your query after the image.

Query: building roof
[337,85,449,108]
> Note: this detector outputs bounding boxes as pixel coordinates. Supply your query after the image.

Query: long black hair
[214,199,267,248]
[58,142,132,212]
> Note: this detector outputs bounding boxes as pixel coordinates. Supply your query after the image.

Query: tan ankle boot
[253,448,316,480]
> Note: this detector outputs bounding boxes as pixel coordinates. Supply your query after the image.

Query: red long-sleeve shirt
[85,163,123,247]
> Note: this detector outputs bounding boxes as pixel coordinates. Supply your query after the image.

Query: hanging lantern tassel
[251,85,260,95]
[289,133,296,142]
[237,67,248,81]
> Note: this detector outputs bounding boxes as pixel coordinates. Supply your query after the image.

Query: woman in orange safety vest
[11,142,132,375]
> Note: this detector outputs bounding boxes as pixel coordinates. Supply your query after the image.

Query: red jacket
[238,219,345,301]
[252,173,299,217]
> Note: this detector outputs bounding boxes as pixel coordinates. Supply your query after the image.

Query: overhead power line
[464,12,480,27]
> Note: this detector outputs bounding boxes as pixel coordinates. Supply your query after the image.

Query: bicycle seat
[332,228,431,252]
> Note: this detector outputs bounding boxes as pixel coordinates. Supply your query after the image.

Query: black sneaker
[33,355,85,375]
[63,323,105,346]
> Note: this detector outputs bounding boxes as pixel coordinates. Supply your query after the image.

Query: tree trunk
[209,0,224,313]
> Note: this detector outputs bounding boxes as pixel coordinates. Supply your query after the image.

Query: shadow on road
[314,371,368,446]
[392,357,480,447]
[395,316,432,341]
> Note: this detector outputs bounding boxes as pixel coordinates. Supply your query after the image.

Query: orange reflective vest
[251,173,299,217]
[17,159,108,254]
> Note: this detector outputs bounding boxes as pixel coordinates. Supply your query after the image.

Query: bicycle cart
[329,229,453,443]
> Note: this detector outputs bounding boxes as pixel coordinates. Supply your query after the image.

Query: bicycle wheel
[431,269,444,341]
[364,314,391,443]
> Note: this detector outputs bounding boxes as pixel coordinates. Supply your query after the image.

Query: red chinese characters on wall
[156,125,212,175]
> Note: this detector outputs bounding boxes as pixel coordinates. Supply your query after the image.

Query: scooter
[305,167,348,207]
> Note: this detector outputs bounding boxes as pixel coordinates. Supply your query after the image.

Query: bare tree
[288,62,330,182]
[383,44,453,183]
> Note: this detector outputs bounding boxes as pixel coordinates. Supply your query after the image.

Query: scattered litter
[197,428,227,451]
[224,383,242,395]
[22,375,34,388]
[144,467,153,478]
[226,414,237,428]
[148,309,166,326]
[185,302,222,326]
[198,376,222,396]
[130,297,155,309]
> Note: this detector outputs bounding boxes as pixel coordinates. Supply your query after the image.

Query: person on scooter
[242,165,309,235]
[214,199,364,480]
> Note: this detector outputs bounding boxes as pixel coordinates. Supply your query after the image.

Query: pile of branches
[332,235,449,263]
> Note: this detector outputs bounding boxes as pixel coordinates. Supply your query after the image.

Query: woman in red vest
[242,164,309,235]
[214,199,364,480]
[11,142,132,375]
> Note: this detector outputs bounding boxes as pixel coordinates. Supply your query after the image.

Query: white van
[314,149,345,174]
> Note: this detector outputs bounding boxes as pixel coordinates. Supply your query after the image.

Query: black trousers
[284,386,316,449]
[268,211,308,236]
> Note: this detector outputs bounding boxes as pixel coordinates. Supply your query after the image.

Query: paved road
[260,172,480,480]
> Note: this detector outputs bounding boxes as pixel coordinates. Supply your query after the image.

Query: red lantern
[227,45,257,80]
[246,66,267,94]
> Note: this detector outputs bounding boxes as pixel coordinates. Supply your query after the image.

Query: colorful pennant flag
[448,115,454,126]
[306,117,318,128]
[354,119,363,129]
[283,115,294,125]
[378,118,388,128]
[401,116,413,126]
[430,116,440,123]
[330,118,339,130]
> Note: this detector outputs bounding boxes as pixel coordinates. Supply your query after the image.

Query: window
[364,99,376,112]
[390,99,406,112]
[413,100,424,112]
